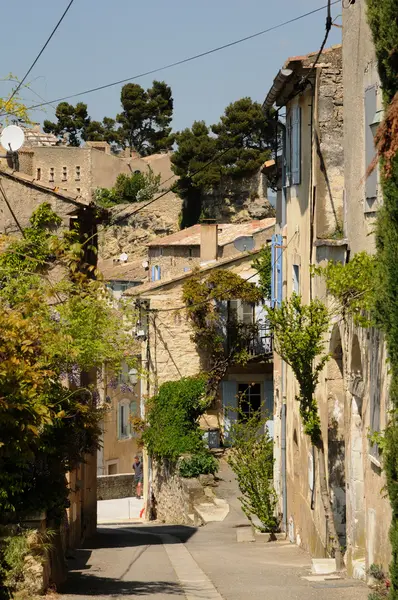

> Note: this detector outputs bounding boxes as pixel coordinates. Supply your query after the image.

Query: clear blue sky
[0,0,341,132]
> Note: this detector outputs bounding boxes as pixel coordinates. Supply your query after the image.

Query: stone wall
[97,473,135,500]
[152,462,206,525]
[315,45,345,238]
[202,170,275,223]
[0,168,86,234]
[98,191,183,260]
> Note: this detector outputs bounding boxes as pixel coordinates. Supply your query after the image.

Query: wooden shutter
[365,85,377,202]
[263,379,274,439]
[222,380,238,444]
[291,105,301,185]
[285,112,292,185]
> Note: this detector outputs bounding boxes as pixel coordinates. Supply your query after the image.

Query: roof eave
[263,69,293,111]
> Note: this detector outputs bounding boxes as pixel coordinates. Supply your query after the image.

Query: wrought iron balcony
[226,323,273,358]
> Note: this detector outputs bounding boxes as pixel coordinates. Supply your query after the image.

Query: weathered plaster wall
[315,46,344,238]
[342,1,380,254]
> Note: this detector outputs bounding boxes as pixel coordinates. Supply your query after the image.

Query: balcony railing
[226,323,273,358]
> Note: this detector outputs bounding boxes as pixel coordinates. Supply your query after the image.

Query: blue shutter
[222,380,238,444]
[291,105,301,185]
[263,379,274,439]
[365,85,377,202]
[285,113,292,186]
[151,266,155,282]
[157,266,161,281]
[276,234,283,306]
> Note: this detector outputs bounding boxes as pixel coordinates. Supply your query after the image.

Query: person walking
[133,455,143,499]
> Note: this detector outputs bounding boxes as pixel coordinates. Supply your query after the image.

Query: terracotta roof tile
[147,219,275,247]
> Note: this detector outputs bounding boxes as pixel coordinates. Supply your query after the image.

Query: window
[151,265,161,281]
[238,383,262,421]
[49,167,55,182]
[188,247,193,258]
[365,84,380,212]
[293,264,300,294]
[62,166,67,181]
[228,300,254,324]
[286,105,301,186]
[108,463,118,475]
[159,248,163,257]
[118,402,129,438]
[75,166,81,181]
[36,168,41,181]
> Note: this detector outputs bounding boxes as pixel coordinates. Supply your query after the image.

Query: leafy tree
[43,101,91,146]
[211,98,276,177]
[94,168,161,207]
[227,405,278,532]
[171,99,276,226]
[0,203,135,526]
[115,81,174,155]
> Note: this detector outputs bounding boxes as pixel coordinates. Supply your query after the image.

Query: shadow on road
[59,525,196,597]
[61,576,185,596]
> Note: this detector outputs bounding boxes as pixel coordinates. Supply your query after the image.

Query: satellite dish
[0,125,25,151]
[142,260,149,269]
[119,252,128,263]
[234,235,255,253]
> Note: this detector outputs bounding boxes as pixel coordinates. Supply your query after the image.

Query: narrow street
[60,462,369,600]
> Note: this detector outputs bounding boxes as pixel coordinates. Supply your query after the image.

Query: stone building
[126,232,274,438]
[264,39,389,579]
[147,218,275,283]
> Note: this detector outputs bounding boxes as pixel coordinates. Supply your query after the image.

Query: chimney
[200,220,218,262]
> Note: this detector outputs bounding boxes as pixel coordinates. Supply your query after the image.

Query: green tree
[212,98,275,177]
[227,405,278,532]
[0,204,135,525]
[115,81,174,155]
[43,101,91,146]
[171,99,276,226]
[94,168,161,208]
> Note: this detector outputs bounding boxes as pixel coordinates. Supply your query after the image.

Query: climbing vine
[182,269,264,394]
[267,294,343,565]
[314,251,377,327]
[366,1,398,595]
[267,293,329,444]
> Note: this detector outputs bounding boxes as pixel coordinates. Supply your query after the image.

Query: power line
[111,147,232,226]
[0,1,339,119]
[3,0,75,111]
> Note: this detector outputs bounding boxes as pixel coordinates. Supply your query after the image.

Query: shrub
[178,452,219,478]
[143,375,209,462]
[227,407,278,532]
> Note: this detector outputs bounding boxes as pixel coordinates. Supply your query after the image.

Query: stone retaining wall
[152,462,207,525]
[97,473,135,500]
